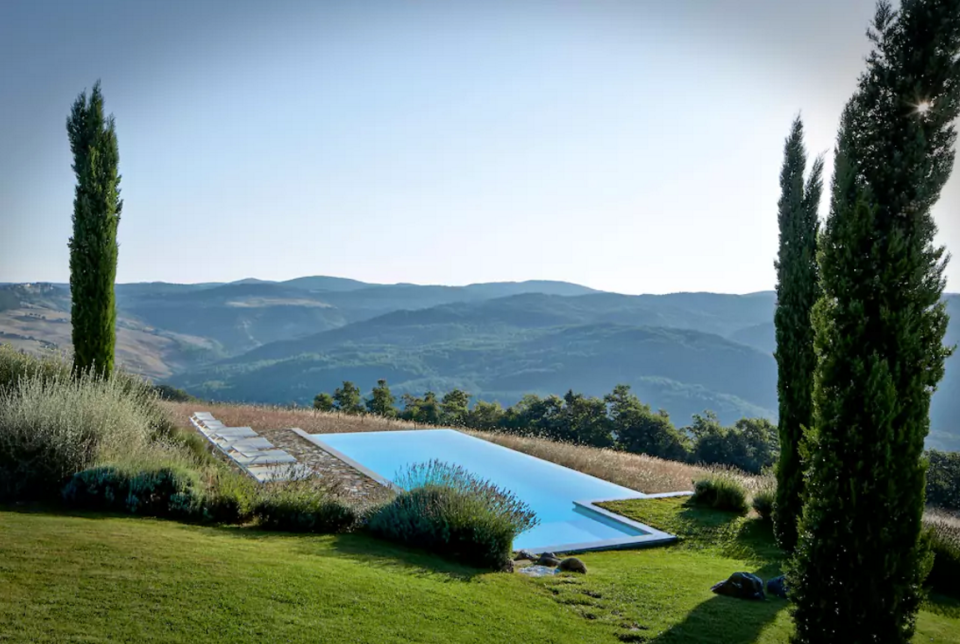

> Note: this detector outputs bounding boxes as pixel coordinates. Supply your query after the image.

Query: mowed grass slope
[3,498,959,643]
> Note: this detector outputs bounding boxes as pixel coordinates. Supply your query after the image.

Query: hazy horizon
[2,0,958,295]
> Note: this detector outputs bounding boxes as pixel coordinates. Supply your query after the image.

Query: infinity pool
[303,429,675,552]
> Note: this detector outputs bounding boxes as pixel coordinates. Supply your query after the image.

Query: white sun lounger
[229,440,278,458]
[247,463,312,483]
[192,412,215,421]
[230,450,297,466]
[209,427,257,440]
[221,436,273,452]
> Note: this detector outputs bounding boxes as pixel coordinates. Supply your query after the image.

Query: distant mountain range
[1,277,957,449]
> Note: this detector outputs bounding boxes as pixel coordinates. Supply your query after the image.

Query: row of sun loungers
[189,412,311,482]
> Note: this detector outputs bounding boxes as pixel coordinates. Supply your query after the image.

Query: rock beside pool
[710,572,765,600]
[536,553,561,567]
[517,565,558,577]
[558,557,587,574]
[766,575,788,599]
[514,550,537,561]
[498,559,515,573]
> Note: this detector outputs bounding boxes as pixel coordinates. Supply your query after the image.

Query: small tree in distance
[67,81,122,379]
[333,381,364,415]
[313,392,335,412]
[366,379,397,417]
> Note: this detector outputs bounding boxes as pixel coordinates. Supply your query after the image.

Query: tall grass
[924,510,960,596]
[0,371,164,500]
[691,472,749,515]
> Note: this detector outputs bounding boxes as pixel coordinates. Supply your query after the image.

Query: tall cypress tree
[773,117,823,552]
[789,2,960,642]
[67,81,122,379]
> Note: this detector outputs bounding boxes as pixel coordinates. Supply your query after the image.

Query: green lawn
[1,500,958,644]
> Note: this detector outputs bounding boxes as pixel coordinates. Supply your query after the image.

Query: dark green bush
[62,463,203,519]
[924,513,960,597]
[691,473,749,515]
[153,384,196,402]
[926,450,960,512]
[366,460,538,569]
[252,480,359,533]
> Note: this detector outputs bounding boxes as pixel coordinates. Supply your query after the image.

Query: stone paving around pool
[189,411,393,504]
[255,426,393,503]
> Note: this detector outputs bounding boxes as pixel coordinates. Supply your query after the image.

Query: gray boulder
[514,550,537,561]
[536,553,561,567]
[558,557,587,574]
[710,572,765,600]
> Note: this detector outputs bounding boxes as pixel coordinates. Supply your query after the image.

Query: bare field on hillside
[468,431,711,494]
[162,401,713,493]
[0,307,218,380]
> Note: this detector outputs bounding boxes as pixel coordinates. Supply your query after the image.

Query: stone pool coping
[297,428,690,554]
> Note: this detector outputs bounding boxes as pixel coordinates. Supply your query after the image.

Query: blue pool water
[308,429,652,551]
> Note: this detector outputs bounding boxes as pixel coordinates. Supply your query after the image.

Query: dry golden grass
[162,401,752,494]
[162,400,419,434]
[467,431,710,494]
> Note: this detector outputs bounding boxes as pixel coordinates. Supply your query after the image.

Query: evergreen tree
[333,381,364,415]
[313,392,335,412]
[773,116,824,551]
[789,2,960,642]
[440,389,471,426]
[67,81,122,378]
[366,379,397,417]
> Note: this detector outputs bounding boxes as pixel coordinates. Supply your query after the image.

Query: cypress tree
[67,81,122,379]
[789,2,960,642]
[773,117,824,552]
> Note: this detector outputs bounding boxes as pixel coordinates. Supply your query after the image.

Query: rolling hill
[1,278,956,438]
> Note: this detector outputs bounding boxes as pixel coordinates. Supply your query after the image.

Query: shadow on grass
[650,562,788,644]
[0,502,491,582]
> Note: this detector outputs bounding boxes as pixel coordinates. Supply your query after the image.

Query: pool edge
[298,428,689,554]
[293,428,403,492]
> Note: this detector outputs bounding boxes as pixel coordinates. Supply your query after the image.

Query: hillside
[2,279,957,436]
[170,293,782,424]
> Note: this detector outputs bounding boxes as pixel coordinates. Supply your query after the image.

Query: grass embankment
[3,497,959,643]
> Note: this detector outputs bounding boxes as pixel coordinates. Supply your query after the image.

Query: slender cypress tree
[67,81,122,378]
[789,2,960,642]
[773,117,824,552]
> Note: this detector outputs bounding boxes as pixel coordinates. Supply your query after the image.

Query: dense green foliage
[773,116,823,552]
[789,2,960,642]
[62,463,204,519]
[367,460,538,569]
[687,413,779,474]
[926,450,960,511]
[690,473,749,515]
[66,82,122,379]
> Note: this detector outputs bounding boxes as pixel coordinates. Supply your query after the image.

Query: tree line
[315,380,779,474]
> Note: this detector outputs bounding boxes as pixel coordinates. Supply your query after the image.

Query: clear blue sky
[1,0,957,294]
